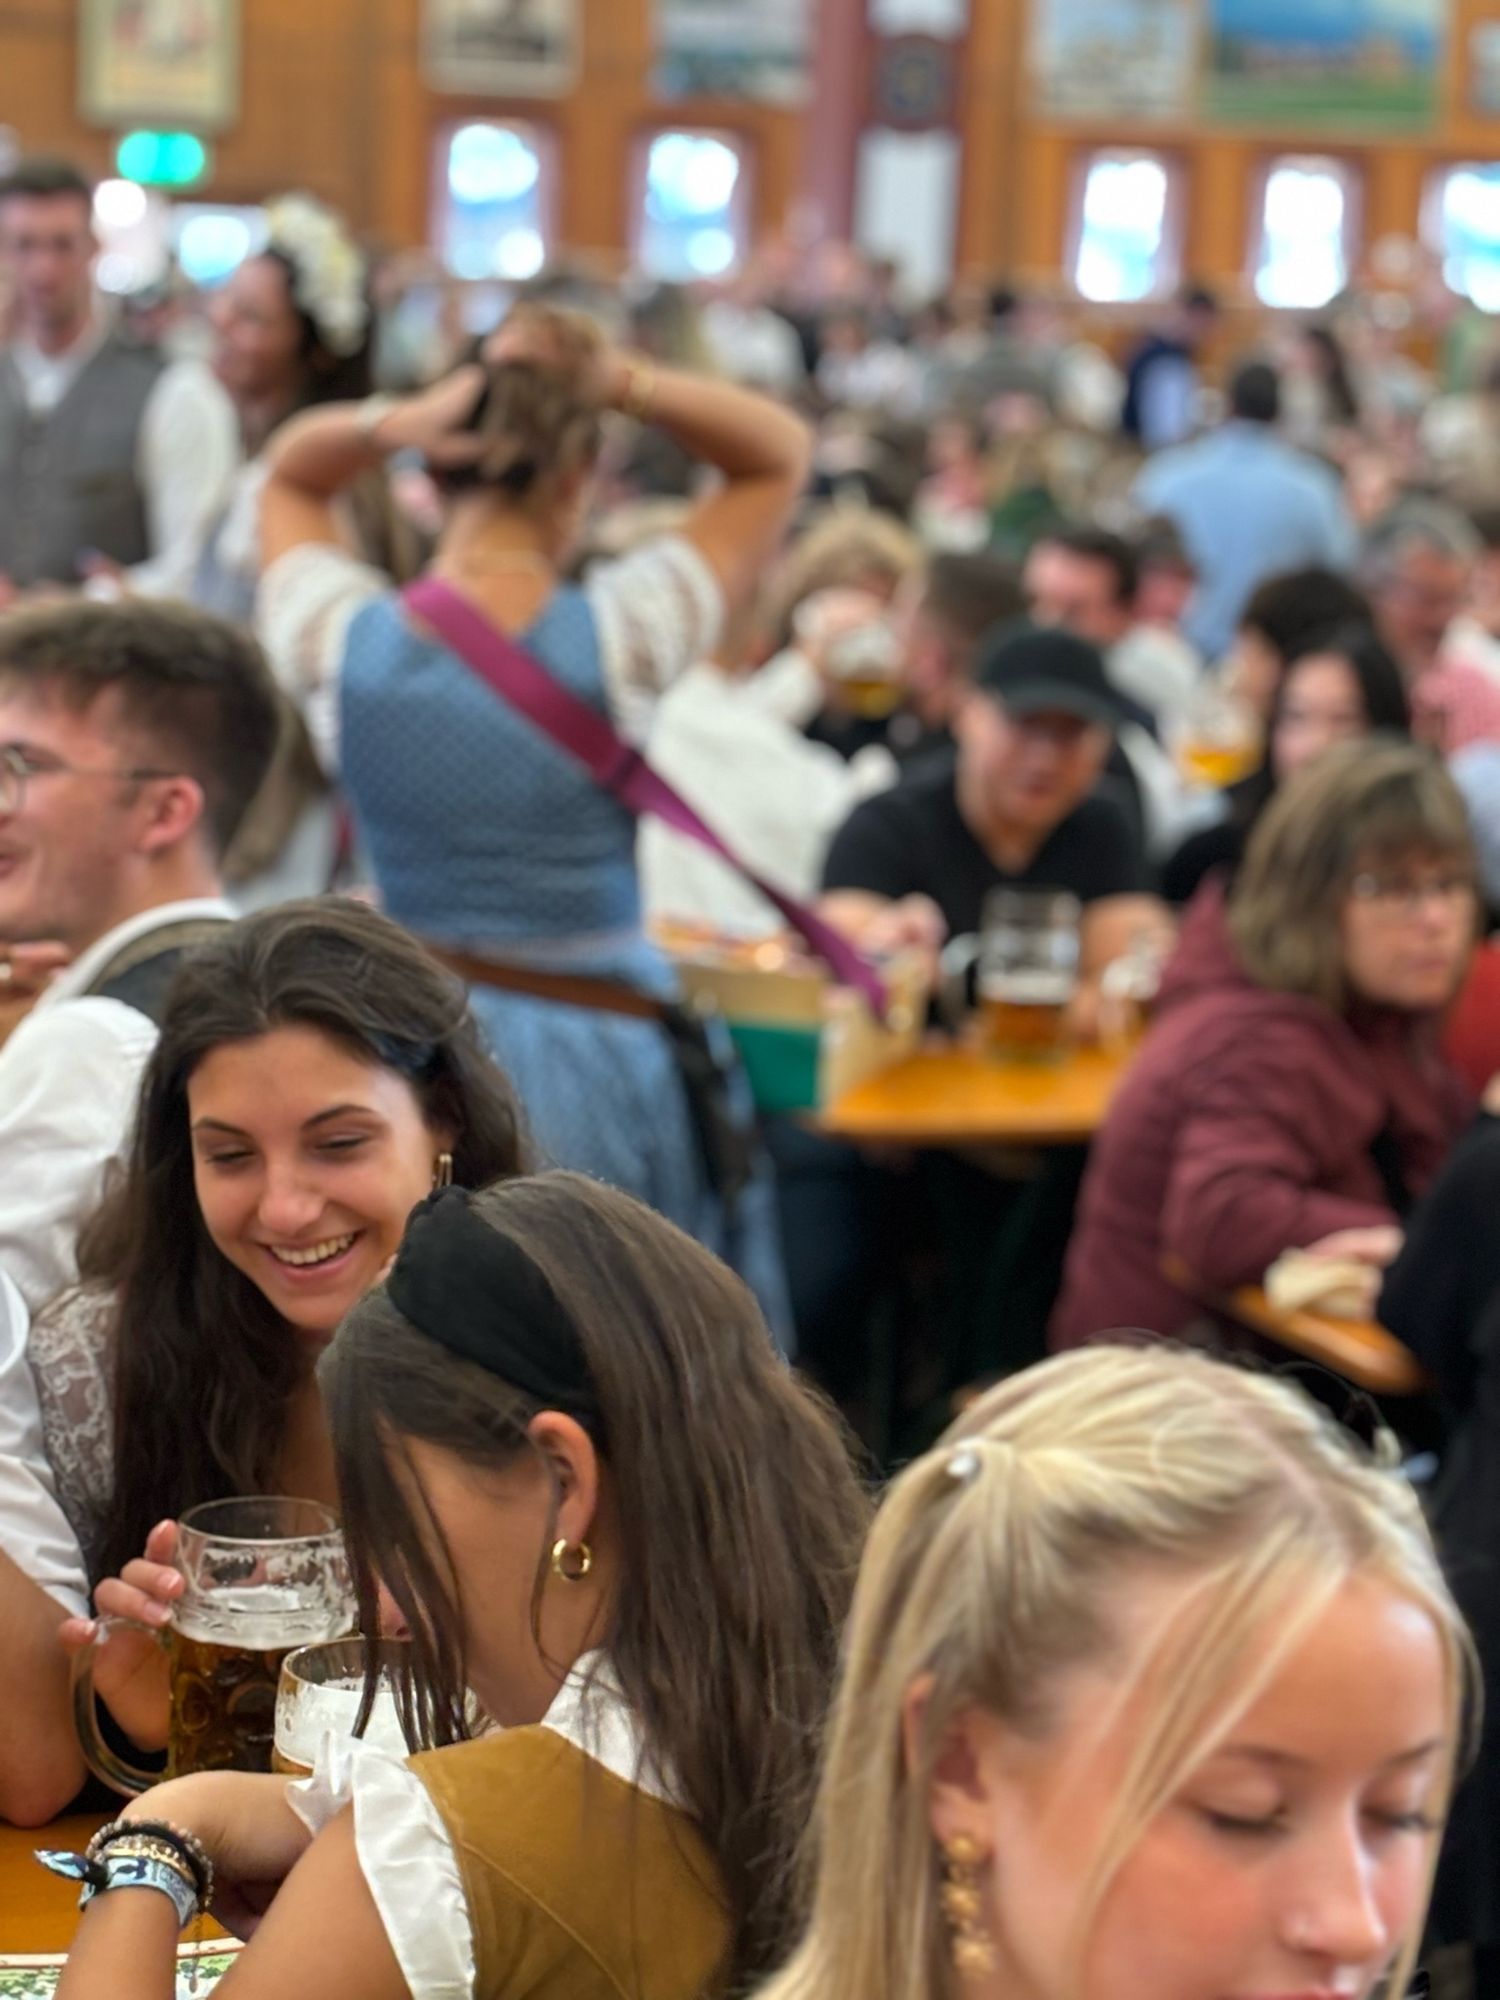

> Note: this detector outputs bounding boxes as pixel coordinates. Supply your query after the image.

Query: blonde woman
[759,1344,1473,2000]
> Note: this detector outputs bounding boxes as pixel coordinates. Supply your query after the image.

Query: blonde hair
[760,1345,1473,2000]
[762,505,922,651]
[1230,740,1476,1012]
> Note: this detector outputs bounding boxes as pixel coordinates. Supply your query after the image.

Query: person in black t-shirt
[786,629,1165,1424]
[821,624,1162,1021]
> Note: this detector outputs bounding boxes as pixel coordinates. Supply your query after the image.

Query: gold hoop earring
[940,1834,996,1978]
[550,1538,593,1584]
[432,1152,454,1189]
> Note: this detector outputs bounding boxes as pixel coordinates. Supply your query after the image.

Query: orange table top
[0,1812,103,1955]
[1222,1285,1426,1398]
[818,1041,1131,1148]
[0,1811,236,1958]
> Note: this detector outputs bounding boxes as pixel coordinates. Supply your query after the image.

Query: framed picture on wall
[652,0,812,107]
[78,0,241,131]
[1204,0,1446,134]
[422,0,579,98]
[1474,24,1500,118]
[1029,0,1195,123]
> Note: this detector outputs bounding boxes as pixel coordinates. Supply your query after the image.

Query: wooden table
[1216,1284,1426,1398]
[1165,1259,1426,1396]
[818,1042,1131,1148]
[0,1812,102,1953]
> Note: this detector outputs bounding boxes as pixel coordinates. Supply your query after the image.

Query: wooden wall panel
[0,0,1496,286]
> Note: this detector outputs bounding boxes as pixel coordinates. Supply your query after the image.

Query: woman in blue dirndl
[257,306,813,1336]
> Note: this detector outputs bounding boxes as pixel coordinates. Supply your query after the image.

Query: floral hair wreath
[263,193,369,359]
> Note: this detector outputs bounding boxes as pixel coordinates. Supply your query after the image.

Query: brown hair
[919,552,1023,662]
[1229,739,1476,1011]
[323,1171,871,1991]
[92,900,529,1584]
[0,599,280,858]
[0,156,93,213]
[443,302,606,511]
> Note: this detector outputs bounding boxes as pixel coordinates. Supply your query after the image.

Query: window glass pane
[639,132,745,283]
[1432,165,1500,313]
[1073,154,1170,305]
[438,122,547,281]
[1255,160,1349,310]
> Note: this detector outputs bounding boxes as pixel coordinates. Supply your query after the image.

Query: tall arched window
[636,131,749,282]
[436,121,552,281]
[1253,157,1357,310]
[1070,151,1177,304]
[1426,163,1500,312]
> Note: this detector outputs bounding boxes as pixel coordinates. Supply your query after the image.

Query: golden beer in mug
[74,1497,355,1794]
[974,889,1080,1064]
[978,971,1074,1063]
[272,1637,411,1779]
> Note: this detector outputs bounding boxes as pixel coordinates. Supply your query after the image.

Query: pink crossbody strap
[404,577,889,1015]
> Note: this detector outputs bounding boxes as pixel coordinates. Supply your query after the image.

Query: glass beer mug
[943,889,1082,1063]
[74,1496,355,1794]
[273,1637,411,1779]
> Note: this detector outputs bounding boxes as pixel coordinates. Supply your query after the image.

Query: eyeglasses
[1349,869,1476,919]
[0,744,177,816]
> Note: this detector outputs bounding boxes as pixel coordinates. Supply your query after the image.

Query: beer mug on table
[74,1496,355,1795]
[273,1637,411,1780]
[974,889,1081,1062]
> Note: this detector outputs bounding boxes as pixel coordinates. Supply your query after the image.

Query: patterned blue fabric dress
[336,581,791,1337]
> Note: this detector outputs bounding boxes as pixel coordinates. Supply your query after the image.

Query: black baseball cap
[973,622,1126,730]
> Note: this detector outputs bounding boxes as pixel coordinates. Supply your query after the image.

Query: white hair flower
[264,194,369,358]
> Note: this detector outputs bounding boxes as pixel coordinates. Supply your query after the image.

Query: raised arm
[602,353,812,613]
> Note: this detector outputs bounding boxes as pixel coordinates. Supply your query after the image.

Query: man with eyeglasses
[0,598,277,1313]
[0,599,275,1820]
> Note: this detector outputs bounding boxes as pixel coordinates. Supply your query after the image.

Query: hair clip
[945,1446,983,1486]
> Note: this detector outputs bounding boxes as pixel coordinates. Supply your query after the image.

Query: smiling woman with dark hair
[12,898,528,1812]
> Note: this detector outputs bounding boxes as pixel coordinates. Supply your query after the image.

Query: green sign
[114,131,210,188]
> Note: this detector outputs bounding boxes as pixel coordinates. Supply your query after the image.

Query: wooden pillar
[798,0,870,240]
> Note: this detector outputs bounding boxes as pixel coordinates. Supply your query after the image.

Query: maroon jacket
[1052,885,1473,1347]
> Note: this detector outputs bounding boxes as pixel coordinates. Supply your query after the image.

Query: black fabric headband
[386,1188,600,1424]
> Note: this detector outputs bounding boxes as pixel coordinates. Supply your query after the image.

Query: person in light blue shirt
[1134,360,1358,663]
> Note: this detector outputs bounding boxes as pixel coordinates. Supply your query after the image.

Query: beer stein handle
[937,934,980,1036]
[70,1614,170,1796]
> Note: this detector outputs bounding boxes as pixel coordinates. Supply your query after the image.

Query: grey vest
[0,334,165,586]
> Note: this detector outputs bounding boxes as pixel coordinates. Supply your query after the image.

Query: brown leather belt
[426,942,671,1024]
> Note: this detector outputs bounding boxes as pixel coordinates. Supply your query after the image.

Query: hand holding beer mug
[794,588,904,720]
[273,1637,411,1779]
[73,1497,355,1794]
[944,889,1081,1062]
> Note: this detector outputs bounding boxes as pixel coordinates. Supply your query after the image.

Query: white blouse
[255,536,724,772]
[286,1651,676,2000]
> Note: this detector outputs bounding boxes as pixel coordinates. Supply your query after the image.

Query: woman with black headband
[54,1173,870,2000]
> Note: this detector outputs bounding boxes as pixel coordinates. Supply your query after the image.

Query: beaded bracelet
[88,1816,215,1911]
[620,362,659,425]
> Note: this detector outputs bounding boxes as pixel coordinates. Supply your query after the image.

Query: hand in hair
[481,302,608,401]
[366,365,491,472]
[57,1518,181,1752]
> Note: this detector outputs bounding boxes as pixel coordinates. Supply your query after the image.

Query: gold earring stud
[940,1833,996,1977]
[550,1538,593,1583]
[432,1152,454,1189]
